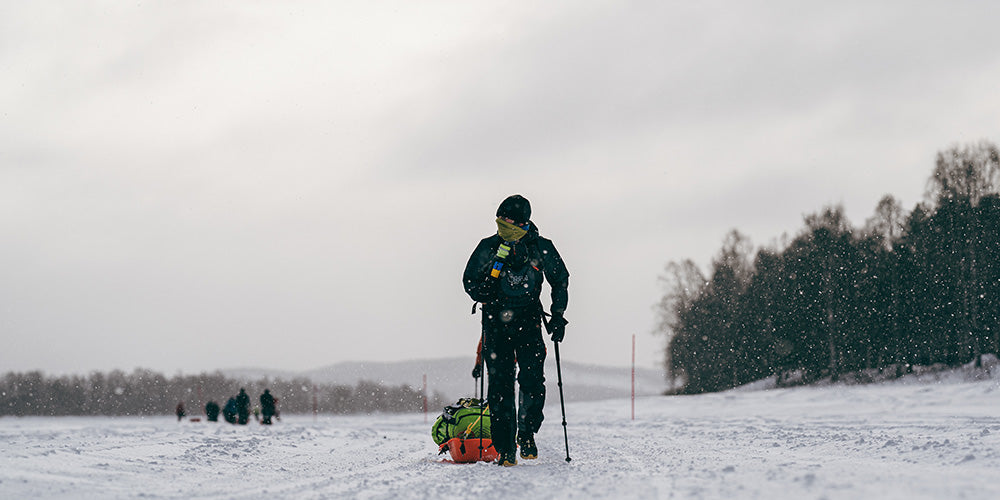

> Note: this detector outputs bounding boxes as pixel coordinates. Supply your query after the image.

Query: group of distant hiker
[176,388,279,425]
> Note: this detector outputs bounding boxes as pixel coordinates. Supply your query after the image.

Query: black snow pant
[483,303,546,458]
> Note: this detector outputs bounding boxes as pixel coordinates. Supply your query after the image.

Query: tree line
[658,141,1000,394]
[0,368,445,417]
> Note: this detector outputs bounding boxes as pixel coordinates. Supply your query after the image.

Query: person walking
[235,388,251,425]
[260,389,276,425]
[223,397,238,424]
[205,400,220,422]
[463,194,569,466]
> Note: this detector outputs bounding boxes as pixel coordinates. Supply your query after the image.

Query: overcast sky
[3,1,999,376]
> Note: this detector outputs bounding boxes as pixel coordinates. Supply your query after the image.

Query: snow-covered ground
[2,376,998,499]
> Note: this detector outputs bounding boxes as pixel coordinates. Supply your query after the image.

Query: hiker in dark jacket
[223,397,238,424]
[463,194,569,466]
[205,400,220,422]
[236,388,251,425]
[260,389,276,425]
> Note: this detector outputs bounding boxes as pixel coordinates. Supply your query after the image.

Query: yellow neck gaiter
[496,217,528,242]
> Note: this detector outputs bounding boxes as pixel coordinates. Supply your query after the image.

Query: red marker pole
[631,334,636,421]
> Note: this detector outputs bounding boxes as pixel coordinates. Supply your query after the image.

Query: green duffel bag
[431,398,491,445]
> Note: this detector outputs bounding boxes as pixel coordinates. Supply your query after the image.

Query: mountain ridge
[222,357,669,402]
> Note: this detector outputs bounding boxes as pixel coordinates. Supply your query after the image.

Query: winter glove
[471,363,482,379]
[546,312,568,343]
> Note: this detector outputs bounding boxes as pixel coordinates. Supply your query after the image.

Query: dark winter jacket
[463,223,569,314]
[205,401,220,422]
[223,398,238,423]
[236,390,250,414]
[260,391,276,416]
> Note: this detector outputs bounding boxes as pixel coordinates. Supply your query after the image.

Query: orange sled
[439,438,499,463]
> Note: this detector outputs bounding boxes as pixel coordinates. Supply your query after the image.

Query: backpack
[497,240,543,307]
[431,398,491,445]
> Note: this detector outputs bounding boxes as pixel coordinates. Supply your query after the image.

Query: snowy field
[2,376,999,500]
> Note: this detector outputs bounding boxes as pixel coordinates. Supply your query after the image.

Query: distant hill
[223,358,669,403]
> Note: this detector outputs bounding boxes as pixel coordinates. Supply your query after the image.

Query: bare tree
[864,195,906,372]
[656,259,706,389]
[927,141,1000,366]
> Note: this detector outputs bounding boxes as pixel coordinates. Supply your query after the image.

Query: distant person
[205,400,220,422]
[175,402,186,421]
[236,388,251,425]
[463,194,569,466]
[260,389,277,425]
[223,397,238,424]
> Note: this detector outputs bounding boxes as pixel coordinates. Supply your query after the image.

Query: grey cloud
[383,1,1000,183]
[3,2,1000,374]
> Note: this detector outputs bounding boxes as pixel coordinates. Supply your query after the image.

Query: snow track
[1,377,998,499]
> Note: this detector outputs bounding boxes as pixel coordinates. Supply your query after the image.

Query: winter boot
[497,451,518,467]
[517,433,537,460]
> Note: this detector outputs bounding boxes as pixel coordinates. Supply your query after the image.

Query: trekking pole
[554,341,572,462]
[478,329,486,461]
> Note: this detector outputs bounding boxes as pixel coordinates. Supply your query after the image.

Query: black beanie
[496,195,531,223]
